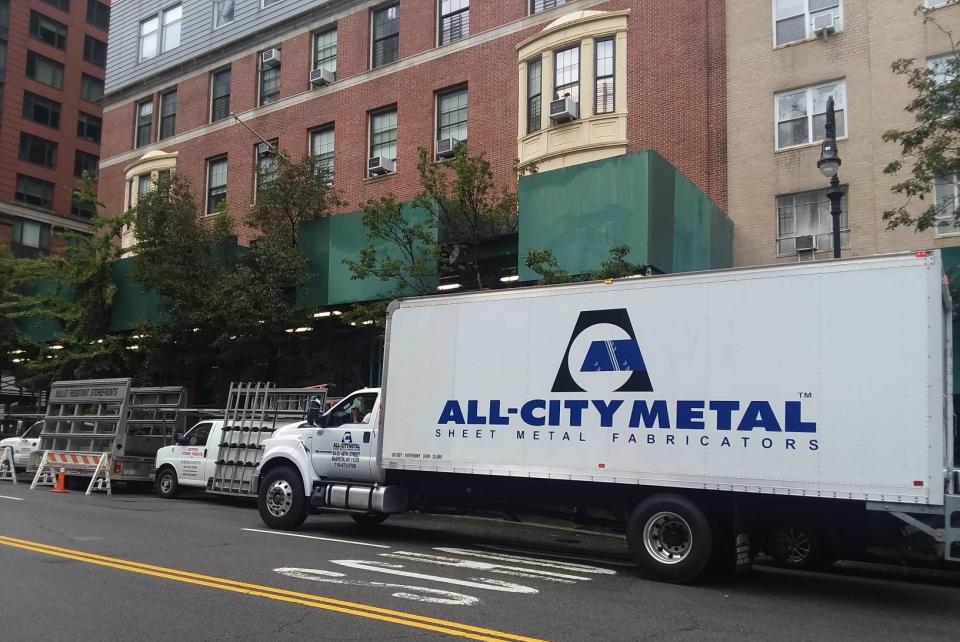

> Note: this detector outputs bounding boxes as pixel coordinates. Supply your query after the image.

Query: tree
[2,176,137,392]
[525,244,646,285]
[344,145,531,324]
[882,2,960,231]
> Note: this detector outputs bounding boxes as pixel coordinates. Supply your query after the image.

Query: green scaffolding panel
[518,150,732,281]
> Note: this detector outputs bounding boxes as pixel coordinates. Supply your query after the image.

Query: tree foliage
[882,2,960,231]
[525,244,646,285]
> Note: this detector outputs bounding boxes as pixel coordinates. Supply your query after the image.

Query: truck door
[201,424,221,486]
[177,422,213,485]
[311,392,378,481]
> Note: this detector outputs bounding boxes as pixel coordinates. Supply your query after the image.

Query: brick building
[727,0,960,267]
[99,0,726,249]
[0,0,110,257]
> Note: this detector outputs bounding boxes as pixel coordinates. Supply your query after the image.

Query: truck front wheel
[626,494,713,584]
[156,468,179,499]
[258,467,309,530]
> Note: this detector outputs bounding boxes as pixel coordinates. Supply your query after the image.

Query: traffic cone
[50,468,69,494]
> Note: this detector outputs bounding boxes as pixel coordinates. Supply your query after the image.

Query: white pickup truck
[154,414,322,498]
[0,421,43,470]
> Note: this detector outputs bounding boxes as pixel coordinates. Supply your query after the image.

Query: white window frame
[530,0,566,15]
[775,186,850,256]
[772,0,844,48]
[206,156,228,215]
[773,79,847,151]
[257,47,282,107]
[928,53,957,84]
[924,0,952,9]
[312,27,337,76]
[161,4,182,53]
[262,0,284,7]
[310,126,335,182]
[139,15,160,61]
[435,86,468,157]
[214,0,235,29]
[368,107,398,175]
[438,0,469,47]
[934,175,960,236]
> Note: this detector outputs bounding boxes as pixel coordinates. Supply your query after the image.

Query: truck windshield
[24,422,44,439]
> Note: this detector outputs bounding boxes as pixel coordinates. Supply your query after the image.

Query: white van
[154,419,303,498]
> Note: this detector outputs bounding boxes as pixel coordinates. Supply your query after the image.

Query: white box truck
[255,252,960,583]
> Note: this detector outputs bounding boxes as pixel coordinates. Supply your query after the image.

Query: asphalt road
[1,479,958,641]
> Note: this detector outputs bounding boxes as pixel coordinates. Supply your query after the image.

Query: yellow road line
[0,534,546,642]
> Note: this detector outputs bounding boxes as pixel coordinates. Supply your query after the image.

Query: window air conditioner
[795,234,818,253]
[549,96,579,124]
[435,138,458,159]
[368,156,396,176]
[256,142,273,156]
[310,67,334,87]
[261,48,281,68]
[812,13,835,36]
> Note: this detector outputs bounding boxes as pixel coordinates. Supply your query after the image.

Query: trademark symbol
[799,392,813,399]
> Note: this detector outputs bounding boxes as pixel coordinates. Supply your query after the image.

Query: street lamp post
[816,96,844,259]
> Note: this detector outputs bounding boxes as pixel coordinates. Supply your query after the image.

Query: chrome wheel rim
[159,474,173,494]
[266,479,294,518]
[780,528,812,564]
[643,511,693,565]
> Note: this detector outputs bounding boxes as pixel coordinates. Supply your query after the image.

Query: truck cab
[255,388,405,529]
[154,420,224,497]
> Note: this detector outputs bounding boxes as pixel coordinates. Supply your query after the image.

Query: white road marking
[241,528,390,549]
[0,495,24,501]
[477,543,635,568]
[274,567,479,606]
[381,551,588,583]
[330,559,539,594]
[434,547,618,574]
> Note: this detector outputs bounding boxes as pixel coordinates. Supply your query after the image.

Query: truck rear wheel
[626,494,712,584]
[258,467,309,530]
[156,468,179,499]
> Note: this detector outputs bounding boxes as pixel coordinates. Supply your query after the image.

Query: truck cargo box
[381,252,951,505]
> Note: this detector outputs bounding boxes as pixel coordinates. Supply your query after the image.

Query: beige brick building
[727,0,960,267]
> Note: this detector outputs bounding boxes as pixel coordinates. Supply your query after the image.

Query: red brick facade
[0,0,109,255]
[99,1,726,244]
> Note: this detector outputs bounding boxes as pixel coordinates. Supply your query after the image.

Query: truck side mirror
[175,432,184,444]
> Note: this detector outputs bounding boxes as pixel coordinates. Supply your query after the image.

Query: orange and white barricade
[0,446,16,484]
[30,451,112,496]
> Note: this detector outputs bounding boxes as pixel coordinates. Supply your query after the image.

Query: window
[255,140,278,192]
[206,157,228,214]
[436,87,467,151]
[214,0,235,28]
[23,92,61,129]
[41,0,70,12]
[924,0,952,8]
[12,219,51,253]
[77,111,102,143]
[310,126,335,180]
[83,35,107,67]
[162,5,182,52]
[29,11,67,50]
[159,90,176,140]
[86,0,109,31]
[211,68,231,122]
[15,175,55,209]
[71,197,96,219]
[138,174,152,200]
[140,16,158,60]
[554,45,579,104]
[258,49,281,106]
[26,51,64,89]
[80,73,103,101]
[776,187,848,254]
[527,58,542,134]
[439,0,469,46]
[313,28,337,78]
[135,99,153,148]
[326,392,378,427]
[531,0,566,13]
[74,151,99,179]
[595,38,615,114]
[19,133,57,169]
[929,53,958,85]
[775,80,845,149]
[372,4,399,68]
[369,108,397,170]
[934,176,960,235]
[774,0,842,46]
[262,0,283,6]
